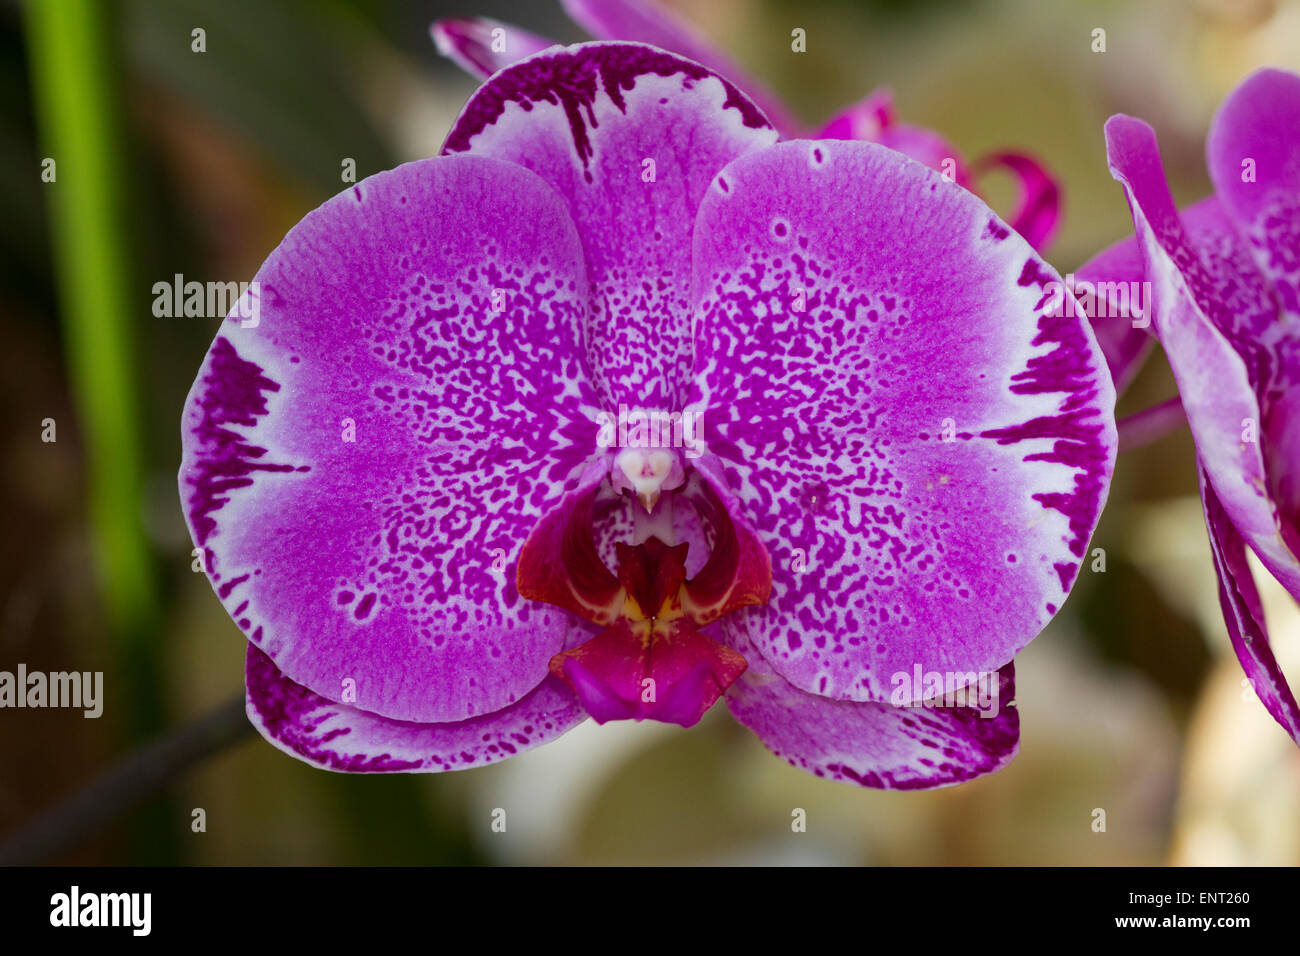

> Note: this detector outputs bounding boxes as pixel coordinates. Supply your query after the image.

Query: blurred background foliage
[1,0,1298,865]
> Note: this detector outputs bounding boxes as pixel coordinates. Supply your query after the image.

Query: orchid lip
[546,535,751,727]
[518,466,773,728]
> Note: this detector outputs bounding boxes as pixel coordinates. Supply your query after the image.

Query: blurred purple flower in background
[1088,68,1300,744]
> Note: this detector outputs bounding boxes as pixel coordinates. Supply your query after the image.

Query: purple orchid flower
[433,0,1062,250]
[1082,67,1300,744]
[180,41,1116,787]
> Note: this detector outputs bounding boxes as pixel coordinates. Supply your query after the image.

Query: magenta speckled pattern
[181,154,602,725]
[687,140,1115,702]
[444,42,777,415]
[245,645,587,773]
[182,42,1120,784]
[723,622,1020,789]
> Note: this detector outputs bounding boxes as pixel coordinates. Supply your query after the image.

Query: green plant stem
[24,0,173,860]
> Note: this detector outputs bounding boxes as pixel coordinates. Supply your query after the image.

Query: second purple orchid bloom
[180,39,1116,788]
[1082,67,1300,745]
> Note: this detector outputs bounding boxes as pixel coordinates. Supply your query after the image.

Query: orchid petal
[1077,193,1278,398]
[723,625,1019,789]
[1207,68,1300,321]
[558,0,801,135]
[443,42,777,413]
[1181,195,1290,393]
[430,17,556,81]
[816,89,896,141]
[1105,116,1300,602]
[180,155,602,723]
[1074,231,1154,395]
[246,645,587,772]
[1200,468,1300,743]
[689,139,1116,702]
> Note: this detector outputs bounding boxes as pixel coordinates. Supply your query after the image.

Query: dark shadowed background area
[1,0,1298,865]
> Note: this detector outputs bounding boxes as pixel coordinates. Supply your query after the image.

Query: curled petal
[1079,194,1278,399]
[723,624,1019,789]
[559,0,801,135]
[689,139,1116,702]
[246,645,587,773]
[1200,469,1300,743]
[444,41,777,412]
[973,151,1062,252]
[430,17,556,81]
[180,155,601,723]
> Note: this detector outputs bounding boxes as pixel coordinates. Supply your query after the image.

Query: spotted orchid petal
[688,138,1117,703]
[443,42,777,413]
[1204,69,1300,560]
[430,17,556,80]
[429,7,798,136]
[245,645,588,772]
[723,625,1019,789]
[1200,469,1300,743]
[1078,193,1279,402]
[180,154,603,724]
[430,19,1064,254]
[557,0,800,135]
